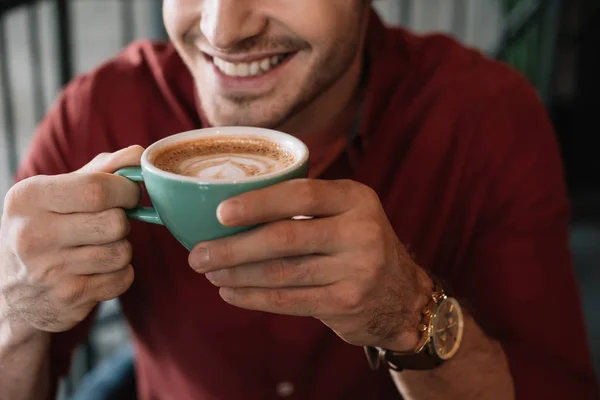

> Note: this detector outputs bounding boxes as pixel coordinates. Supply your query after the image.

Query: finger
[64,239,133,275]
[57,208,131,247]
[217,179,365,226]
[78,145,145,173]
[85,264,135,302]
[30,172,140,214]
[218,286,331,317]
[56,265,135,306]
[189,218,341,273]
[205,255,341,289]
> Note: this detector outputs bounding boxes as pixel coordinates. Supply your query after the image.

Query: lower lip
[207,54,296,93]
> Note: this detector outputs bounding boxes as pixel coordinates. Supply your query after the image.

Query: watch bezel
[363,284,465,372]
[431,296,464,360]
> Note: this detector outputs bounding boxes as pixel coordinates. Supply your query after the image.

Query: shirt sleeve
[456,78,599,398]
[13,76,99,394]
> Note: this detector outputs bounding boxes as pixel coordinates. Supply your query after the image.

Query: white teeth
[236,63,249,77]
[260,58,271,72]
[214,57,223,70]
[224,62,236,76]
[213,54,287,77]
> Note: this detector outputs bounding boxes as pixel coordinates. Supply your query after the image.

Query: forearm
[391,314,514,400]
[0,317,52,400]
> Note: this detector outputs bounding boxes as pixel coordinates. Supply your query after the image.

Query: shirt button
[276,381,295,397]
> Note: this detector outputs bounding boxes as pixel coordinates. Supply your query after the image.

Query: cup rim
[141,127,309,184]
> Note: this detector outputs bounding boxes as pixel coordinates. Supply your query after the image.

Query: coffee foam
[151,135,296,181]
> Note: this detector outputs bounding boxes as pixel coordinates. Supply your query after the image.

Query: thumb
[78,145,145,174]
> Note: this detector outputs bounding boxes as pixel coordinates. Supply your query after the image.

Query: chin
[200,93,296,129]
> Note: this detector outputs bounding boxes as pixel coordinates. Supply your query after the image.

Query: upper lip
[199,48,293,63]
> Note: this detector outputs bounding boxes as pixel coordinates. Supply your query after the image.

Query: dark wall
[571,3,600,190]
[554,0,600,192]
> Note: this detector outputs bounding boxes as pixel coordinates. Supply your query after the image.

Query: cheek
[162,0,178,37]
[270,2,360,50]
[162,0,198,42]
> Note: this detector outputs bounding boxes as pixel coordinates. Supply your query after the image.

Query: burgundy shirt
[16,11,598,400]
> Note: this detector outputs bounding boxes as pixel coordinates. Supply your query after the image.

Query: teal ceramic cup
[115,127,309,251]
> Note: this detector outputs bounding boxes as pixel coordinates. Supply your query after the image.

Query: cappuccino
[151,135,296,181]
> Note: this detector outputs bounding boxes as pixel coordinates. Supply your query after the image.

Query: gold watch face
[432,297,464,360]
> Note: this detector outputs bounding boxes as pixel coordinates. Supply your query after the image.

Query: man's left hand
[189,179,433,351]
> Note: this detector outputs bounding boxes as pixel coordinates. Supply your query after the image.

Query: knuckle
[12,220,40,258]
[86,152,112,170]
[105,208,130,239]
[363,185,380,203]
[70,304,94,324]
[93,281,115,302]
[4,176,44,217]
[337,285,364,313]
[3,184,24,217]
[360,220,384,247]
[104,267,134,299]
[110,240,133,267]
[95,152,111,162]
[89,248,113,271]
[265,260,288,284]
[91,240,132,271]
[88,247,107,270]
[215,240,236,265]
[331,180,381,212]
[363,258,384,282]
[55,282,86,305]
[121,266,135,289]
[269,289,289,309]
[298,181,321,208]
[270,223,297,248]
[310,220,335,247]
[288,258,314,285]
[94,281,116,302]
[333,179,354,198]
[124,145,145,156]
[83,176,109,210]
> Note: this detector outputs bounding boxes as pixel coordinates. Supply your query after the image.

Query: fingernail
[205,270,222,285]
[190,247,209,270]
[217,199,241,225]
[219,287,235,301]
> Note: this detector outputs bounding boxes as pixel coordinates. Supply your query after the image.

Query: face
[163,0,369,129]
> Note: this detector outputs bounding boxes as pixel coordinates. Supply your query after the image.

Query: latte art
[151,135,296,181]
[176,154,282,180]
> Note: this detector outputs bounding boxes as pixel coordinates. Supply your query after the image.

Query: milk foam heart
[176,154,282,180]
[151,135,296,181]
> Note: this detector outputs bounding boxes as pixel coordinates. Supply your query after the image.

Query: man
[0,1,597,399]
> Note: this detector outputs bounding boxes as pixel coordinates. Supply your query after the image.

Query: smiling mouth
[206,53,295,78]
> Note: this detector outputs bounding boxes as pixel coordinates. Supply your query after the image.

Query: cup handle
[114,167,163,225]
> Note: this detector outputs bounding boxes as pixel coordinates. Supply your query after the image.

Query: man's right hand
[0,145,144,335]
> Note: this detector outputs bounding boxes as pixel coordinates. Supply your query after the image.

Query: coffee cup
[115,127,309,250]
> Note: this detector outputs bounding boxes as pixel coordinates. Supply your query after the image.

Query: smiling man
[170,0,367,134]
[0,1,598,400]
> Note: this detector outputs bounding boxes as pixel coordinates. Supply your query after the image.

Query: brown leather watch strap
[364,282,447,371]
[383,349,443,372]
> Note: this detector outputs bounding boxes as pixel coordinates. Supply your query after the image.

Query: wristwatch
[364,282,464,371]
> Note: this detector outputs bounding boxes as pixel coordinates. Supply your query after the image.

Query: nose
[201,0,268,50]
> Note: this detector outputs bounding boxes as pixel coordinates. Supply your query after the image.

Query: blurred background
[0,0,598,398]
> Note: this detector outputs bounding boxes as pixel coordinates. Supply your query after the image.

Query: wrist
[384,265,434,352]
[0,315,47,351]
